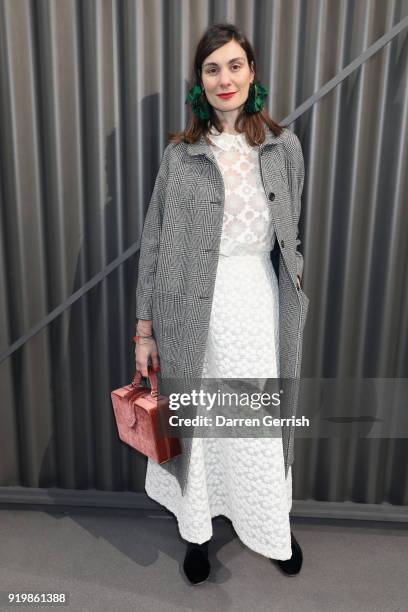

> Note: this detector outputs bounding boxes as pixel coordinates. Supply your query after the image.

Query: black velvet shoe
[183,540,211,585]
[271,531,303,576]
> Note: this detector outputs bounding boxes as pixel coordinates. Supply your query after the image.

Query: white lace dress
[144,128,292,560]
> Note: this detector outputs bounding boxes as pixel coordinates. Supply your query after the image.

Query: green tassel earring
[185,83,210,120]
[244,80,268,113]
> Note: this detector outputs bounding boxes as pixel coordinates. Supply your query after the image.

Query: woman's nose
[218,71,233,86]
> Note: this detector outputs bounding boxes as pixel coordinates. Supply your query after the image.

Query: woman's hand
[135,337,160,377]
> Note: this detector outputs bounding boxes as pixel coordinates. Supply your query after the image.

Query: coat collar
[186,123,287,158]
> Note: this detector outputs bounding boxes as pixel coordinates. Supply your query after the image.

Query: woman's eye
[207,65,241,74]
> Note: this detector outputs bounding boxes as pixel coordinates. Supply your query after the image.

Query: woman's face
[201,40,254,115]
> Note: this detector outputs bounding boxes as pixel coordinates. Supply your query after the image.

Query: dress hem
[145,485,292,561]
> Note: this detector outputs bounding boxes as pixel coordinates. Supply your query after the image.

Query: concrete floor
[0,507,407,612]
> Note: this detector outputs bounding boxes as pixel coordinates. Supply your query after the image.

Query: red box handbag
[111,366,182,464]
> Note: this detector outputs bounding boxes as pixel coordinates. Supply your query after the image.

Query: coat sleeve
[288,132,305,282]
[135,143,173,320]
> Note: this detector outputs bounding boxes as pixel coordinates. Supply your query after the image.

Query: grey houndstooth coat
[135,124,310,496]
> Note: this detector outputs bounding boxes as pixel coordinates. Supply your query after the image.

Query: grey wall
[0,0,407,515]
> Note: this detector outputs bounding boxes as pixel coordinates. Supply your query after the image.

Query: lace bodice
[207,127,276,256]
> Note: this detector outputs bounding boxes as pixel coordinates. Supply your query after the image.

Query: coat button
[269,192,275,201]
[280,239,285,248]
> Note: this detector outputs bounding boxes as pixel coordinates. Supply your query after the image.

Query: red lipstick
[217,92,237,99]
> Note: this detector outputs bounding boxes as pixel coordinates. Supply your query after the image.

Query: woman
[135,23,309,585]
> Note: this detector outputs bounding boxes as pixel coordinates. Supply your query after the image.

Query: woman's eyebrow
[203,57,245,68]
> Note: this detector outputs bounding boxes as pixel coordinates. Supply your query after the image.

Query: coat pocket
[194,176,223,204]
[152,290,187,365]
[298,288,310,331]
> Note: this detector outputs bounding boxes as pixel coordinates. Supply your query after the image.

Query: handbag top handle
[132,366,158,397]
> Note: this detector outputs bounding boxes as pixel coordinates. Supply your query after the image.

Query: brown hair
[168,23,284,147]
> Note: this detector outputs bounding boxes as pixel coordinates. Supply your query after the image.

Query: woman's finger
[151,350,160,372]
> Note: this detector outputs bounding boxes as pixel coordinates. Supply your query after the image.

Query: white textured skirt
[145,252,292,560]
